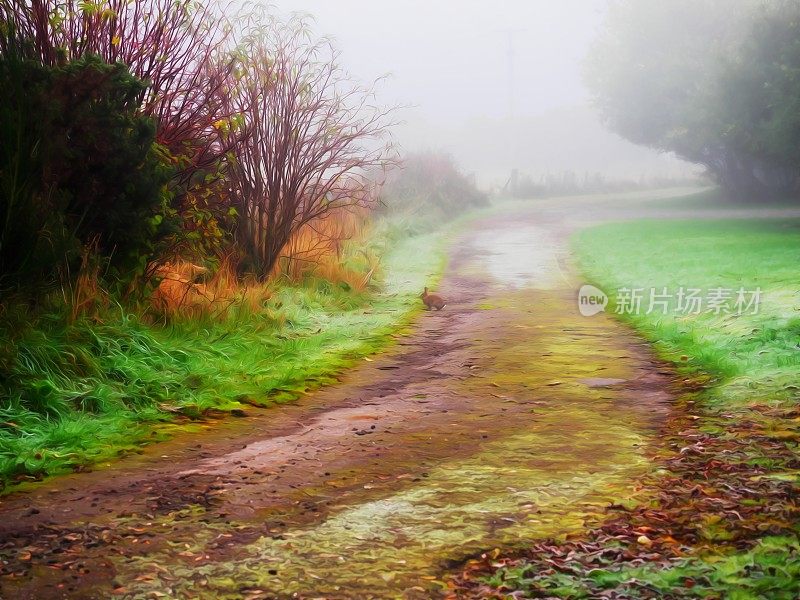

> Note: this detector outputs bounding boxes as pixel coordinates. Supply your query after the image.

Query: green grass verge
[0,220,454,487]
[574,218,800,409]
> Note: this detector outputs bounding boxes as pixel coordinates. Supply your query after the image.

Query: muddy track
[0,193,731,599]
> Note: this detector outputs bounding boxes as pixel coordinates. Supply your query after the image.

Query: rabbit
[421,286,447,310]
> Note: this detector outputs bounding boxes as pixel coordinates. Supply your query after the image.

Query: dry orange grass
[60,240,109,322]
[150,206,376,319]
[150,258,271,320]
[276,206,378,290]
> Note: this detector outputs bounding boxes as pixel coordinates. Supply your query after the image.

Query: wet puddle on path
[471,224,564,289]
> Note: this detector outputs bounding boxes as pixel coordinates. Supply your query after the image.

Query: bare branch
[221,10,398,276]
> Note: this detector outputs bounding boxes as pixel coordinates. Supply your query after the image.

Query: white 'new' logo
[577,284,608,316]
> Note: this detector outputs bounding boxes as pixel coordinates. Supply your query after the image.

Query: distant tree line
[588,0,800,198]
[506,169,704,199]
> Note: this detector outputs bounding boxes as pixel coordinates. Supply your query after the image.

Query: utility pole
[498,28,526,119]
[497,28,526,193]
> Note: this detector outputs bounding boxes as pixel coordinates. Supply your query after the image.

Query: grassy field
[575,218,800,410]
[0,221,452,487]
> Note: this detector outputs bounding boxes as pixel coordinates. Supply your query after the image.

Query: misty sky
[270,0,692,183]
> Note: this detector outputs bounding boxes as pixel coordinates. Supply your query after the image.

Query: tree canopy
[587,0,800,198]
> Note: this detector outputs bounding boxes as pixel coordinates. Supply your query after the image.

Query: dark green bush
[0,48,172,291]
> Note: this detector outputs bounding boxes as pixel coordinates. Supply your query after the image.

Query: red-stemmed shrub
[221,10,397,276]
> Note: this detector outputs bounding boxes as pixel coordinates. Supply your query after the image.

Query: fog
[270,0,694,185]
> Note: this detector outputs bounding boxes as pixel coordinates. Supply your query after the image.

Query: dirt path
[0,195,697,599]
